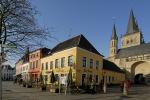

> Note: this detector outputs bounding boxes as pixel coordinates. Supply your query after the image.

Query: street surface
[2,81,150,100]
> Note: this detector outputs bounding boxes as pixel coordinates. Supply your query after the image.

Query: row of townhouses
[15,34,125,86]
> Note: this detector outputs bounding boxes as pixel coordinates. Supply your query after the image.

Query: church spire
[109,24,118,57]
[111,24,118,40]
[126,10,139,34]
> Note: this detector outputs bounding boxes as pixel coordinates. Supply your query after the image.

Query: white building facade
[21,62,29,82]
[1,65,15,81]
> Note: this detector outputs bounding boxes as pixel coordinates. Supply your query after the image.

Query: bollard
[103,82,107,93]
[123,81,128,96]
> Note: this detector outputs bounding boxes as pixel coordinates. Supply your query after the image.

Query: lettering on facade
[126,55,150,62]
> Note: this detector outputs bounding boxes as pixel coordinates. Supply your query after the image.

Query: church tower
[121,10,144,48]
[109,24,118,57]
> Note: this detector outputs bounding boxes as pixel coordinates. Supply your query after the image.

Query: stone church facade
[107,10,150,84]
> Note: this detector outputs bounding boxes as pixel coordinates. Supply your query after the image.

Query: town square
[0,0,150,100]
[2,81,150,100]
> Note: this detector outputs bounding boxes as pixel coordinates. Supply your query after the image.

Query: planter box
[50,88,55,93]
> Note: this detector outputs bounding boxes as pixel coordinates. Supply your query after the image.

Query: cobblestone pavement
[2,81,150,100]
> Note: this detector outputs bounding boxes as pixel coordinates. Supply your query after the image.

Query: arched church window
[114,49,116,54]
[127,40,129,44]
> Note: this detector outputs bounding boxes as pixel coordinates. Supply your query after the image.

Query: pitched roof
[50,34,103,56]
[2,65,14,70]
[125,10,139,35]
[103,59,124,73]
[116,43,150,58]
[111,24,118,40]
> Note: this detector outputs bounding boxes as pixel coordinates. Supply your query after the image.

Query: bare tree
[0,0,51,59]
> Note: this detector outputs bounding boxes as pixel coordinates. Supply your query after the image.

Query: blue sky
[30,0,150,57]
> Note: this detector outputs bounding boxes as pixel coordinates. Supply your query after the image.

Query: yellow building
[41,34,103,86]
[103,59,125,85]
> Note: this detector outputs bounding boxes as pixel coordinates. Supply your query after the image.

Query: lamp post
[102,70,107,93]
[0,40,4,100]
[0,42,16,100]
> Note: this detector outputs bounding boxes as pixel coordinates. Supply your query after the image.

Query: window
[46,62,48,70]
[45,75,48,81]
[61,57,65,68]
[37,53,38,57]
[55,59,59,68]
[90,59,93,68]
[61,74,64,77]
[82,74,86,86]
[55,74,59,81]
[50,61,53,69]
[42,63,44,70]
[96,75,98,83]
[109,76,111,83]
[82,57,86,67]
[96,61,99,69]
[68,56,73,66]
[36,60,38,68]
[30,62,32,69]
[114,49,116,54]
[33,61,35,69]
[127,40,129,44]
[26,66,28,70]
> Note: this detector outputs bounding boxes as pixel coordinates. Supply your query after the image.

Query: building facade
[41,35,103,86]
[21,62,29,82]
[103,59,125,84]
[1,65,15,81]
[28,48,50,82]
[15,59,23,80]
[108,10,150,84]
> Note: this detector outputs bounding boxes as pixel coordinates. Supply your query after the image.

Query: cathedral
[107,10,150,84]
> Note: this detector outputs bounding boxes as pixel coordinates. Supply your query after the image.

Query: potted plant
[40,73,47,91]
[65,67,73,95]
[50,70,56,93]
[26,77,33,88]
[41,83,46,91]
[22,81,26,87]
